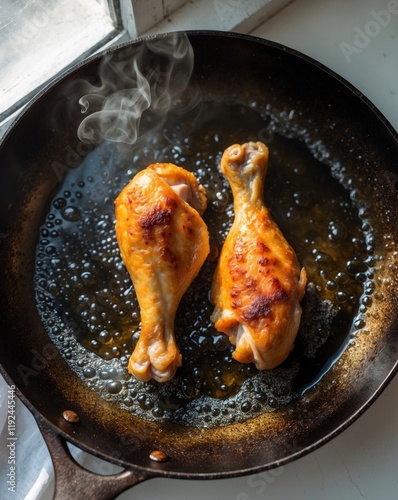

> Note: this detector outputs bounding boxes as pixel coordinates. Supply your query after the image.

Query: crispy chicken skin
[210,142,307,370]
[115,163,209,382]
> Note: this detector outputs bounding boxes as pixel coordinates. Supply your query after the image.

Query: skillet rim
[0,30,397,479]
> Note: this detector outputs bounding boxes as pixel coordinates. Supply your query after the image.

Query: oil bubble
[81,271,96,285]
[53,198,67,209]
[328,220,347,243]
[61,206,81,222]
[325,280,337,291]
[336,272,350,285]
[241,400,252,413]
[336,291,349,304]
[362,296,372,307]
[152,406,164,418]
[83,367,96,378]
[353,316,366,329]
[99,330,112,344]
[106,381,123,394]
[346,257,367,275]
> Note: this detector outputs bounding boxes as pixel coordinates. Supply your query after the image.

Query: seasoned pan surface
[0,31,397,477]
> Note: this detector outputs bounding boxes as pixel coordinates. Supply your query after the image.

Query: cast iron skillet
[0,31,397,499]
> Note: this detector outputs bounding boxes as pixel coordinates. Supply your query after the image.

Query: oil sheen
[34,102,376,428]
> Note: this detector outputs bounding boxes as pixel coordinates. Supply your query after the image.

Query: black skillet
[0,31,397,499]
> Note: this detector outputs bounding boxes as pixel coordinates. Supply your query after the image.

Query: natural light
[0,0,117,120]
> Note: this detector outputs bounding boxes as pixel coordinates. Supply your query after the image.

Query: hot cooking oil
[34,102,376,428]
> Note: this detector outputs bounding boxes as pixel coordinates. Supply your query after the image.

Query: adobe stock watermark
[9,0,68,51]
[214,0,243,20]
[236,466,284,500]
[340,1,398,63]
[16,341,62,387]
[51,141,93,181]
[5,385,17,493]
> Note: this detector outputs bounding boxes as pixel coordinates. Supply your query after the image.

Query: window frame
[0,1,189,127]
[0,0,288,132]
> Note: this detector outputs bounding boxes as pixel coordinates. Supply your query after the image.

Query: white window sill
[143,0,294,35]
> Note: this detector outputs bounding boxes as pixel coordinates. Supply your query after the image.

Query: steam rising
[77,33,197,145]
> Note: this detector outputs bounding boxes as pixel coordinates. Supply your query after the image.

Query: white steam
[77,33,197,145]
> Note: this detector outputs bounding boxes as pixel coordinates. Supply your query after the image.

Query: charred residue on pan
[33,101,391,428]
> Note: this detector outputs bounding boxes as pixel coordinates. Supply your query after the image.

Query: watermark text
[6,385,17,493]
[340,1,398,62]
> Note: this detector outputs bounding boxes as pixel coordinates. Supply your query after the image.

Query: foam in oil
[34,102,379,427]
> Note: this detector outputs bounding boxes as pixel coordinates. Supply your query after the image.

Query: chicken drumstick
[115,163,209,382]
[210,142,307,370]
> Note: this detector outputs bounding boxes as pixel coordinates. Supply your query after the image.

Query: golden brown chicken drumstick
[115,163,209,382]
[210,142,307,370]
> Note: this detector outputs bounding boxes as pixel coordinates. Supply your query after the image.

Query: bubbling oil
[34,102,376,427]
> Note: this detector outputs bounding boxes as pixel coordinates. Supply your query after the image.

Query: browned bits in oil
[149,450,169,462]
[62,410,80,424]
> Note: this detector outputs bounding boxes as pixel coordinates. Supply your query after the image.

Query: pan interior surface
[34,102,375,428]
[0,32,397,476]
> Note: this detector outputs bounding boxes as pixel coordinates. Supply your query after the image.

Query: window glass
[0,0,118,120]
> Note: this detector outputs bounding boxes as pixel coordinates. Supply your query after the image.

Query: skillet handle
[36,416,151,500]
